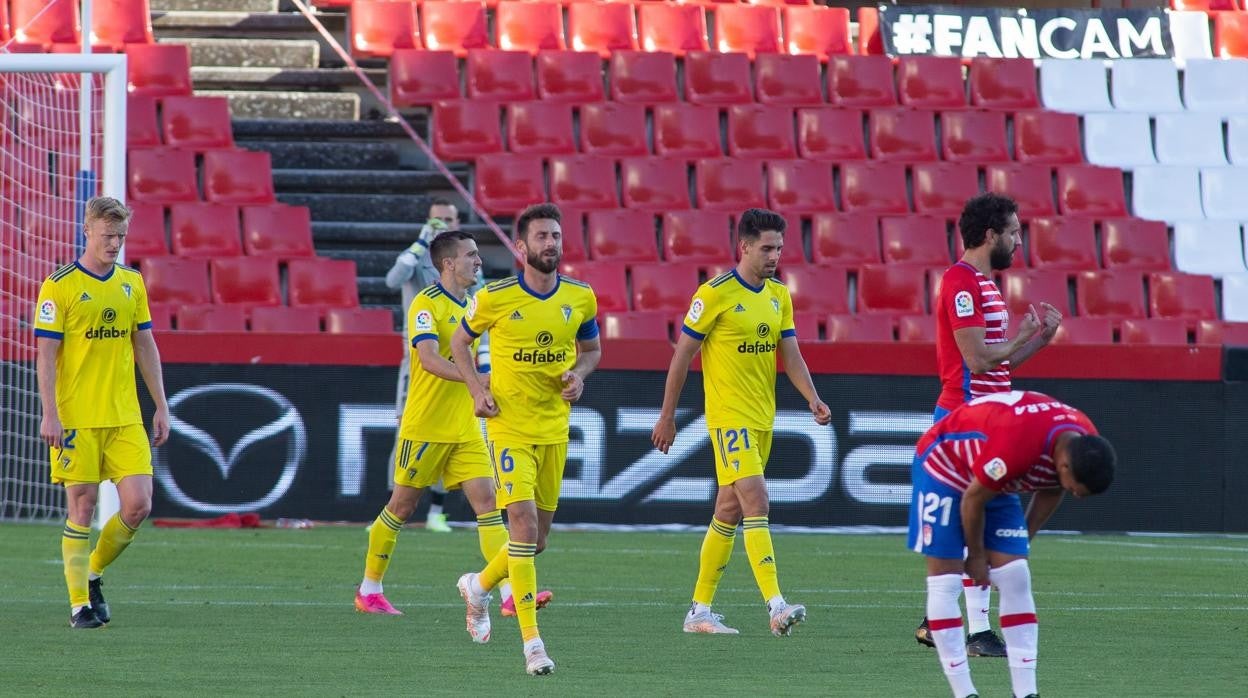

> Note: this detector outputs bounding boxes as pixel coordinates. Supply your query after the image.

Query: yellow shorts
[50,424,152,486]
[488,440,568,512]
[394,437,493,490]
[709,427,772,486]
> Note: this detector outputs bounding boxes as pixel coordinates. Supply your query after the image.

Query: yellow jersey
[33,262,153,429]
[681,270,796,430]
[400,283,480,443]
[462,274,598,444]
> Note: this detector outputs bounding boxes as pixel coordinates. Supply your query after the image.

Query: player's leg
[426,480,452,532]
[458,470,518,608]
[52,427,104,628]
[511,443,566,675]
[684,485,741,634]
[985,498,1037,697]
[86,424,155,624]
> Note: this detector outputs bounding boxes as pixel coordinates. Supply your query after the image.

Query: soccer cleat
[354,587,402,615]
[70,605,104,629]
[683,606,739,634]
[524,643,555,676]
[456,573,493,643]
[966,629,1008,657]
[916,617,935,647]
[501,589,553,617]
[768,602,807,637]
[426,513,452,533]
[88,578,110,624]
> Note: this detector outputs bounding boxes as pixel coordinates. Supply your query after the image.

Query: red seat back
[508,102,576,155]
[754,53,822,105]
[840,162,908,214]
[1076,270,1145,318]
[288,259,360,309]
[127,95,160,147]
[536,50,605,104]
[784,6,851,61]
[857,264,926,314]
[620,157,692,211]
[93,0,153,51]
[1014,111,1083,164]
[897,56,965,109]
[242,204,316,259]
[550,155,618,210]
[466,50,535,102]
[985,164,1055,218]
[389,50,460,106]
[170,202,242,258]
[631,262,700,311]
[580,102,647,156]
[1121,318,1189,345]
[869,109,938,162]
[1149,271,1217,320]
[161,96,234,150]
[326,307,394,334]
[601,311,670,341]
[880,216,951,266]
[128,148,198,203]
[568,2,638,58]
[141,256,210,306]
[714,5,781,58]
[496,1,566,53]
[586,210,657,262]
[203,150,276,204]
[811,212,879,266]
[768,159,835,213]
[1101,218,1171,271]
[473,153,545,215]
[969,58,1040,110]
[349,0,419,58]
[663,210,733,263]
[826,314,894,342]
[1028,217,1098,270]
[123,202,167,259]
[252,306,322,333]
[912,162,979,217]
[780,265,850,314]
[1057,165,1127,217]
[432,100,503,161]
[728,104,797,159]
[210,257,281,307]
[177,304,246,332]
[696,159,765,211]
[654,103,721,158]
[421,1,489,57]
[125,44,192,97]
[797,107,866,161]
[610,51,678,103]
[637,4,707,57]
[560,261,628,312]
[828,55,896,107]
[941,110,1010,163]
[1000,269,1070,317]
[685,51,753,104]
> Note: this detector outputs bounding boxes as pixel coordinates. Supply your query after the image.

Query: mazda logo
[154,383,306,514]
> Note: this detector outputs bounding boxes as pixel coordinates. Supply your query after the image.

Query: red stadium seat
[496,1,565,54]
[473,153,545,215]
[128,148,198,203]
[880,216,950,266]
[558,208,588,262]
[999,269,1070,317]
[857,264,926,314]
[621,157,692,210]
[587,210,658,262]
[869,109,938,162]
[768,160,835,213]
[985,164,1055,218]
[898,314,935,342]
[969,58,1040,110]
[536,51,605,104]
[602,311,670,341]
[811,212,879,266]
[1120,318,1188,345]
[560,261,627,312]
[827,55,896,107]
[1076,270,1145,318]
[147,303,173,331]
[728,105,797,159]
[1028,217,1098,270]
[349,0,419,58]
[126,44,191,97]
[580,102,647,156]
[123,202,167,259]
[251,306,322,333]
[754,53,822,106]
[568,2,637,58]
[654,103,721,158]
[241,204,315,259]
[796,108,866,161]
[466,50,534,102]
[1101,218,1171,271]
[840,162,908,214]
[288,258,359,309]
[169,202,242,258]
[663,210,732,263]
[1050,317,1114,345]
[896,56,965,109]
[696,159,765,211]
[0,1,10,43]
[1057,166,1126,217]
[826,314,894,342]
[210,257,280,308]
[857,7,883,55]
[1171,0,1238,10]
[420,1,489,57]
[784,6,851,61]
[781,266,850,314]
[389,50,460,106]
[325,307,394,334]
[92,0,153,51]
[11,0,79,49]
[177,304,246,332]
[1149,271,1217,320]
[610,51,678,104]
[432,100,502,161]
[140,257,210,306]
[714,5,781,58]
[912,162,979,217]
[550,155,618,210]
[631,262,700,312]
[1214,11,1248,58]
[637,4,707,57]
[1014,111,1082,165]
[507,102,575,155]
[1197,320,1248,345]
[127,95,160,147]
[203,150,276,204]
[160,96,233,150]
[685,51,753,105]
[941,111,1010,164]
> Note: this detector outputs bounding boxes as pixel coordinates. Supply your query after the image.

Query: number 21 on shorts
[917,491,953,547]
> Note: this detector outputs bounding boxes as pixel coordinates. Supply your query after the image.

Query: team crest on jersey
[983,457,1008,481]
[38,300,56,323]
[121,282,132,298]
[770,298,780,314]
[561,304,573,324]
[414,310,434,332]
[687,297,704,323]
[954,291,975,318]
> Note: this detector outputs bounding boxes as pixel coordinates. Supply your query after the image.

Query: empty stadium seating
[587,210,657,262]
[421,1,488,57]
[288,259,360,309]
[141,257,211,306]
[178,304,246,332]
[242,205,316,259]
[637,4,707,56]
[662,210,732,263]
[203,150,276,204]
[125,44,192,97]
[93,0,154,51]
[602,311,670,341]
[857,264,926,315]
[826,314,893,342]
[811,213,879,266]
[797,108,866,161]
[631,262,699,311]
[349,0,419,58]
[536,51,605,103]
[507,102,576,155]
[170,203,242,258]
[123,202,167,259]
[161,96,234,150]
[251,306,322,333]
[128,148,198,203]
[568,2,636,58]
[432,100,502,160]
[210,257,281,308]
[754,53,822,105]
[390,50,460,105]
[579,103,646,157]
[621,157,692,210]
[325,307,395,334]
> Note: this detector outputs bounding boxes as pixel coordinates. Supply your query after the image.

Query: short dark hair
[514,202,562,241]
[737,208,786,243]
[429,230,473,272]
[1067,434,1116,495]
[958,193,1018,249]
[428,196,455,210]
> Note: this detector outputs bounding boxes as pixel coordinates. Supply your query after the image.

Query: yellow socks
[88,514,138,578]
[476,511,507,562]
[692,518,737,606]
[508,541,539,638]
[743,516,781,602]
[479,542,510,592]
[363,508,404,587]
[62,520,91,609]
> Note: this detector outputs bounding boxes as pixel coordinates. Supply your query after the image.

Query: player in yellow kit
[451,203,601,676]
[355,230,518,616]
[33,197,170,629]
[652,208,831,637]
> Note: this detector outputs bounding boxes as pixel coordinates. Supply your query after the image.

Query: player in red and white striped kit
[908,391,1115,698]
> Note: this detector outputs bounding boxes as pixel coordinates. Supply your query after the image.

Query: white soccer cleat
[456,573,492,644]
[768,602,807,637]
[683,606,740,634]
[524,642,555,676]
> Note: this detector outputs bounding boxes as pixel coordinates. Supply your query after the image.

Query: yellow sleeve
[133,274,153,330]
[462,284,497,338]
[409,292,439,348]
[577,288,599,340]
[779,286,796,339]
[33,279,65,340]
[680,284,719,341]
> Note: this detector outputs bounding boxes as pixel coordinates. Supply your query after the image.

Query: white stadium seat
[1111,59,1184,113]
[1154,113,1227,167]
[1201,167,1248,220]
[1039,59,1111,113]
[1221,273,1248,322]
[1173,221,1246,277]
[1169,11,1214,62]
[1229,115,1248,165]
[1183,59,1248,113]
[1083,112,1156,168]
[1131,166,1204,220]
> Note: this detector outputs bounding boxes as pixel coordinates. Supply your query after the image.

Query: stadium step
[272,169,465,194]
[233,118,416,141]
[190,66,385,91]
[277,193,433,223]
[312,221,493,246]
[151,0,278,12]
[151,11,328,37]
[239,141,402,170]
[194,89,359,120]
[160,37,320,69]
[319,249,400,276]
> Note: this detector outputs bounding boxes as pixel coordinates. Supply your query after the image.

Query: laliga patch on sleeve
[686,297,705,324]
[38,300,56,324]
[465,296,478,320]
[983,457,1008,481]
[414,309,434,332]
[954,291,975,318]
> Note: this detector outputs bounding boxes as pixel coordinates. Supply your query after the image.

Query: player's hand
[40,412,63,449]
[964,555,990,588]
[473,390,500,418]
[1038,301,1062,342]
[651,415,677,454]
[151,406,170,447]
[809,398,831,425]
[418,218,448,244]
[561,371,585,402]
[1018,304,1042,341]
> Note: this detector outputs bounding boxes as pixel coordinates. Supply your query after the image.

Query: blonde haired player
[34,196,170,629]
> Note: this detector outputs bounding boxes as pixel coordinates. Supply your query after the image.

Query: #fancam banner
[878,5,1173,60]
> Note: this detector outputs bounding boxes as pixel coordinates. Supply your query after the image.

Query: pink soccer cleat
[354,587,403,615]
[501,589,553,618]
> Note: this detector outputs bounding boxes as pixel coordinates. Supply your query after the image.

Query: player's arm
[960,479,998,586]
[415,339,470,382]
[561,336,601,402]
[132,329,170,446]
[953,305,1042,373]
[651,332,702,453]
[1024,487,1065,539]
[778,336,830,425]
[451,325,496,416]
[1006,302,1062,369]
[36,336,63,449]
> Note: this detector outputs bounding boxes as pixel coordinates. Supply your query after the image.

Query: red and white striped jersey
[936,261,1011,411]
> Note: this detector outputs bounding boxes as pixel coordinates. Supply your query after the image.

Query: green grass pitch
[1,524,1244,696]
